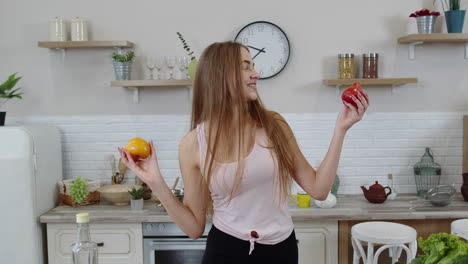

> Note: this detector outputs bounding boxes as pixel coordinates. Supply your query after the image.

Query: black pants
[202,225,298,264]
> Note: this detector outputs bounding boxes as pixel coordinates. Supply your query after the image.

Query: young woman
[118,41,368,263]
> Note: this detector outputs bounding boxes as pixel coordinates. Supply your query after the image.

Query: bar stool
[452,219,468,240]
[351,221,417,264]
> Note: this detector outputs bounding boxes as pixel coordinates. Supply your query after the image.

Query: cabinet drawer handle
[97,242,104,247]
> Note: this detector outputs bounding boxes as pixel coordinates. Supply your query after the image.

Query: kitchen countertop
[39,194,468,224]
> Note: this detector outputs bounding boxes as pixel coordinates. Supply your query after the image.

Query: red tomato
[341,83,368,108]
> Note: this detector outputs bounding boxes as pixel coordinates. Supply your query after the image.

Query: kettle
[361,181,392,203]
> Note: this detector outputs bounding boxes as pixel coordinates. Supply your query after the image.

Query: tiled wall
[8,112,465,195]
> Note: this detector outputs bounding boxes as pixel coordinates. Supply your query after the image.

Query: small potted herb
[435,0,466,33]
[112,51,135,80]
[0,73,23,126]
[128,186,145,211]
[176,32,197,79]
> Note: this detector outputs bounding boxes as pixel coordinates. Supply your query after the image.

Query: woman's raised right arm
[118,131,208,239]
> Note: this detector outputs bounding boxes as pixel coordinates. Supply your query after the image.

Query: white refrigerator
[0,125,63,264]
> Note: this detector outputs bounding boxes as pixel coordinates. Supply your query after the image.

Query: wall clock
[234,21,290,79]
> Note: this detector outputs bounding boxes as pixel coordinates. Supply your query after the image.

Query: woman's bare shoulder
[180,129,198,150]
[179,128,199,166]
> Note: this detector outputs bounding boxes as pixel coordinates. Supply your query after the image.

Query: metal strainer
[409,185,456,209]
[425,185,456,206]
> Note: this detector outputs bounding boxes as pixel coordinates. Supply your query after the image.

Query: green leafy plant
[128,186,145,200]
[70,177,89,204]
[450,0,462,10]
[176,32,195,61]
[454,255,468,264]
[111,51,135,62]
[0,73,23,108]
[434,0,462,11]
[408,233,468,264]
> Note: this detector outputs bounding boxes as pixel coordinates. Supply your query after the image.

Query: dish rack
[58,179,100,207]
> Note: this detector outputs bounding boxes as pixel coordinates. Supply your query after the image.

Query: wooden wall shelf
[111,79,193,103]
[38,40,134,49]
[397,33,468,59]
[323,78,418,95]
[323,78,417,86]
[398,33,468,43]
[38,40,134,60]
[111,80,192,87]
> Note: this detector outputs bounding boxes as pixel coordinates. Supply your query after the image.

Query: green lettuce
[409,233,468,264]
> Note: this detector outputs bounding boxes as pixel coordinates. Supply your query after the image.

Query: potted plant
[176,32,197,79]
[112,51,135,80]
[128,186,145,211]
[0,73,23,126]
[436,0,466,33]
[409,9,441,33]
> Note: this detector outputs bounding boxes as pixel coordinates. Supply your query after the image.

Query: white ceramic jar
[71,17,88,41]
[49,17,67,41]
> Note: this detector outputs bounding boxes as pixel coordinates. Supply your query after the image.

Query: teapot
[361,181,392,203]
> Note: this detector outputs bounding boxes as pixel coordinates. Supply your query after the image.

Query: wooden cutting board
[464,116,468,173]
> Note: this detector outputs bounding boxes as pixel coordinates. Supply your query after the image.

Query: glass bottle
[362,53,379,78]
[387,173,397,200]
[338,53,355,79]
[413,147,441,198]
[70,213,99,264]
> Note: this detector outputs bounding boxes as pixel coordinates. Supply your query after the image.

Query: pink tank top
[196,122,294,255]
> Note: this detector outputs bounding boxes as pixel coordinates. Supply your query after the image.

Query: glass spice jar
[362,53,379,78]
[338,53,355,79]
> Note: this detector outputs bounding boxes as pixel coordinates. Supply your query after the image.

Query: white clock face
[235,21,290,79]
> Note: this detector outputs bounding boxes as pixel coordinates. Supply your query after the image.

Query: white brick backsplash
[355,120,411,130]
[154,141,180,151]
[354,167,394,176]
[411,119,462,129]
[410,139,448,148]
[71,152,117,161]
[297,139,331,149]
[448,138,463,147]
[63,143,118,152]
[9,111,466,195]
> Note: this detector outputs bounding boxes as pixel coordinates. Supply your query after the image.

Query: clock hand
[247,45,266,53]
[252,48,265,60]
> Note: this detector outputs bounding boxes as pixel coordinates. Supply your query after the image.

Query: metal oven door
[144,237,207,264]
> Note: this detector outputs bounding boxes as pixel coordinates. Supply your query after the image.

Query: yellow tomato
[124,137,150,160]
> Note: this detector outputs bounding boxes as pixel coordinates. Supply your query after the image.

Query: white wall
[1,0,467,115]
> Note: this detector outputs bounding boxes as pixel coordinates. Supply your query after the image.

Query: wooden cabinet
[46,223,142,264]
[464,116,468,174]
[295,221,338,264]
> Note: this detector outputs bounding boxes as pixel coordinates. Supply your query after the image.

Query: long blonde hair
[191,41,295,204]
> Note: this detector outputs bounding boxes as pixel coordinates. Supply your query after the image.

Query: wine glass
[181,56,190,79]
[145,56,156,80]
[177,56,187,80]
[165,56,176,80]
[154,56,163,80]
